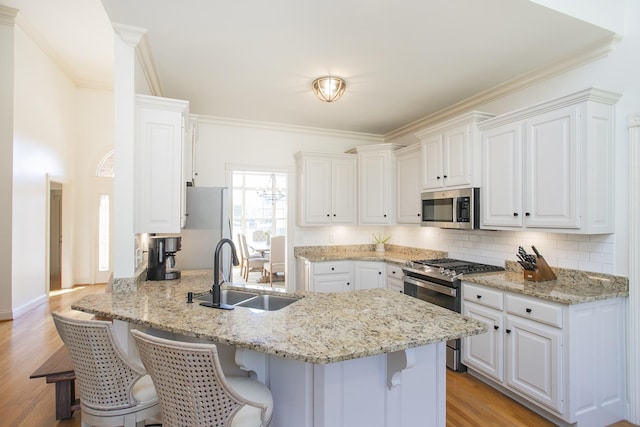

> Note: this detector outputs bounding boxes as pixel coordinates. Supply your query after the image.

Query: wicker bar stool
[131,329,273,427]
[52,313,160,427]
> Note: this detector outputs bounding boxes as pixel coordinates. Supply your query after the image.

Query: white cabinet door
[354,262,385,290]
[463,301,504,383]
[301,156,332,225]
[135,95,188,234]
[481,123,523,228]
[505,315,563,413]
[524,106,579,229]
[421,135,443,190]
[358,150,394,224]
[443,124,471,187]
[296,154,356,226]
[396,145,422,224]
[312,274,352,293]
[332,157,357,224]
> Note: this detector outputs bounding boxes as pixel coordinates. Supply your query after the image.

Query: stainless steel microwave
[421,188,479,229]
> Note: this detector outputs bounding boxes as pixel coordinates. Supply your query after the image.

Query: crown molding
[0,5,18,26]
[193,114,384,142]
[384,34,621,141]
[113,23,164,96]
[630,114,640,128]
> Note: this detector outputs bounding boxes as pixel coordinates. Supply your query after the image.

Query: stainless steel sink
[235,294,300,311]
[196,289,258,306]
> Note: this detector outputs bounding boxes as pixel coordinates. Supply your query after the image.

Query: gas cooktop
[404,258,505,282]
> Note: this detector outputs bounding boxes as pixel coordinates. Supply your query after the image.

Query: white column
[0,6,17,319]
[628,113,640,424]
[111,25,145,279]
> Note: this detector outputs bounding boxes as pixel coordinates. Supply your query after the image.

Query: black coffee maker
[147,236,182,280]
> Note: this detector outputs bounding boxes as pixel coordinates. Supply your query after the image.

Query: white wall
[73,88,114,284]
[0,8,15,319]
[12,25,77,312]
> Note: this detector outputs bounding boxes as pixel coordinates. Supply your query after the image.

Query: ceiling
[5,0,615,135]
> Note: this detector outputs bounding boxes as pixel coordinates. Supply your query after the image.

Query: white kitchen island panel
[241,344,446,427]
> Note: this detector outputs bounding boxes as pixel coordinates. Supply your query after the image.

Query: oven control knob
[439,267,445,274]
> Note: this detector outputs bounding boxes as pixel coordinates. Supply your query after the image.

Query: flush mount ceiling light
[312,76,346,102]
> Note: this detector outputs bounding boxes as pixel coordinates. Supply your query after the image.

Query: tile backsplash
[294,225,616,274]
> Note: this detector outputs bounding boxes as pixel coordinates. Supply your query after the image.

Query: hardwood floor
[1,284,637,427]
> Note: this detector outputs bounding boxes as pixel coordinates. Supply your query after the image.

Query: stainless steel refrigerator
[175,186,233,281]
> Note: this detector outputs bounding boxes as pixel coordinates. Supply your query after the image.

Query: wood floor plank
[1,283,637,427]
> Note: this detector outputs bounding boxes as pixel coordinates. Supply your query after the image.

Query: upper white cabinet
[415,112,494,191]
[295,152,357,226]
[135,95,189,233]
[349,144,403,225]
[480,88,621,233]
[395,144,422,224]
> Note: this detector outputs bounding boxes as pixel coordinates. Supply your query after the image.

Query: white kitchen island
[72,270,486,427]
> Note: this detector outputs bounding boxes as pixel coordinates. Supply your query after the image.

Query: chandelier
[257,174,285,201]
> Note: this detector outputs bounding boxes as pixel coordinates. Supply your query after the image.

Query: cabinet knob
[525,212,531,217]
[526,308,532,313]
[378,272,382,275]
[333,214,336,217]
[494,325,499,330]
[513,212,519,217]
[384,214,387,217]
[347,282,350,286]
[417,213,421,217]
[443,175,448,179]
[476,295,482,299]
[326,214,330,217]
[331,267,335,271]
[506,329,512,334]
[437,176,441,180]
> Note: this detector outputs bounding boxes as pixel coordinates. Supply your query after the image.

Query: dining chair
[131,329,273,427]
[263,235,285,286]
[51,312,160,427]
[241,234,268,281]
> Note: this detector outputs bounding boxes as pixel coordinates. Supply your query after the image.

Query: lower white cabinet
[353,261,385,290]
[300,260,405,293]
[386,264,404,293]
[461,282,626,426]
[309,261,353,293]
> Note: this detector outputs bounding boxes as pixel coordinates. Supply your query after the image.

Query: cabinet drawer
[386,265,403,279]
[313,261,351,275]
[463,283,504,310]
[506,294,563,328]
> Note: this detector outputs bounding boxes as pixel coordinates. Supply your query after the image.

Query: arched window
[96,150,114,177]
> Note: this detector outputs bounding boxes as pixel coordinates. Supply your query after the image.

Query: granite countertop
[294,244,447,264]
[462,261,629,304]
[72,270,486,365]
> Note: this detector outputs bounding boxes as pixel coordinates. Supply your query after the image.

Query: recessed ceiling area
[5,0,616,135]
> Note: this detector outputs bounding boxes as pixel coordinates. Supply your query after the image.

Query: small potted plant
[372,233,391,253]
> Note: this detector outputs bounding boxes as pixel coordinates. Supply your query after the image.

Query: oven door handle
[404,276,457,297]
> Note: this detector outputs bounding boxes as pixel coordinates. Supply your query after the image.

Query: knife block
[523,257,557,282]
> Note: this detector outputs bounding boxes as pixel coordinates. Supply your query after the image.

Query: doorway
[231,169,287,285]
[49,183,63,291]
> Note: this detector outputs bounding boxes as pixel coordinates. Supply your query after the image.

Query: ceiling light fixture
[312,76,346,103]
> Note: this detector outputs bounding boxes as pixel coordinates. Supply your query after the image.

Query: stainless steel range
[402,258,504,371]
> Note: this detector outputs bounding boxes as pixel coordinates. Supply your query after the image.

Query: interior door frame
[46,174,68,292]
